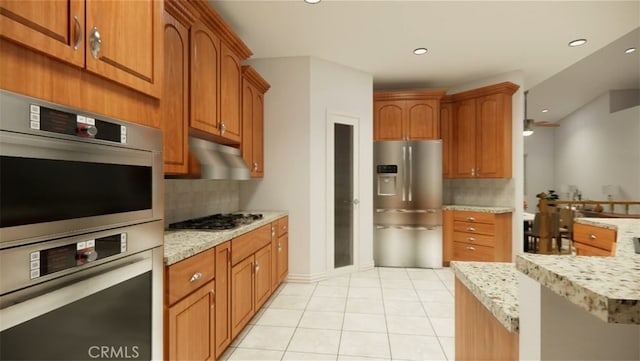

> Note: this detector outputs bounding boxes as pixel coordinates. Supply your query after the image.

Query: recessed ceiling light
[413,48,428,55]
[541,109,549,113]
[304,0,321,3]
[568,39,587,47]
[624,47,637,54]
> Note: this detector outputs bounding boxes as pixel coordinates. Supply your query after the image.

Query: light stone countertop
[450,261,519,333]
[516,218,640,324]
[164,211,288,266]
[443,204,514,214]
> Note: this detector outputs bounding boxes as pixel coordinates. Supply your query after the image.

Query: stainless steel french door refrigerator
[373,140,443,268]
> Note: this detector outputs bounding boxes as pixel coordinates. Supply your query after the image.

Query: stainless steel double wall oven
[0,90,164,360]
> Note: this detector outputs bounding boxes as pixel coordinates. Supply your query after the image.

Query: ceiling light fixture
[304,0,321,4]
[624,47,637,54]
[568,39,587,47]
[523,119,534,137]
[541,109,549,113]
[413,48,428,55]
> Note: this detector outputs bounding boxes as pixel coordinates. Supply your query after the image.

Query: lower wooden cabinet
[572,223,616,256]
[444,210,512,265]
[214,242,231,358]
[254,244,272,310]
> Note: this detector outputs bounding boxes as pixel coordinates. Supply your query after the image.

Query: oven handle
[0,251,153,332]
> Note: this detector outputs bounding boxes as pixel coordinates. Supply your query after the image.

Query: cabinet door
[254,244,272,310]
[442,210,453,266]
[0,0,85,67]
[214,242,231,358]
[231,256,254,339]
[220,42,242,143]
[452,99,476,178]
[271,223,278,292]
[190,21,220,135]
[252,91,265,177]
[162,10,189,174]
[241,79,255,173]
[374,101,404,140]
[476,94,508,178]
[85,0,162,98]
[168,279,215,361]
[277,233,289,284]
[406,99,439,140]
[440,102,453,178]
[573,241,611,257]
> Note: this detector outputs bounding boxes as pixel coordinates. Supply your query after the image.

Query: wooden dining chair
[525,212,561,253]
[558,208,575,253]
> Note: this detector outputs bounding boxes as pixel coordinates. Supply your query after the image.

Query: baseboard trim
[285,271,326,284]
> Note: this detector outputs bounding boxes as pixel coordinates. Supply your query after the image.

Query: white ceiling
[210,0,640,122]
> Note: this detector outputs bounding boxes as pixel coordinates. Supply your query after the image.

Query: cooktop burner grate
[168,213,263,230]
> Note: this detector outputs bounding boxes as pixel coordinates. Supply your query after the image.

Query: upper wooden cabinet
[373,90,446,141]
[242,66,271,178]
[450,82,518,178]
[440,97,454,178]
[190,21,221,136]
[0,0,163,98]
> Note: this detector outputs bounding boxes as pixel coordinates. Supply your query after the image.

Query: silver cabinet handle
[220,122,226,135]
[353,199,360,205]
[89,26,102,59]
[467,237,475,242]
[471,168,476,177]
[466,246,476,251]
[589,234,597,240]
[73,15,82,50]
[189,272,202,283]
[253,162,258,172]
[271,227,276,237]
[466,216,475,221]
[254,261,260,273]
[467,227,476,232]
[278,243,282,252]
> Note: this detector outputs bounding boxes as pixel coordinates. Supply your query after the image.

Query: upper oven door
[0,130,163,247]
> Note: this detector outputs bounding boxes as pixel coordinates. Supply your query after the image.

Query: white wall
[523,127,556,211]
[240,56,373,282]
[554,92,640,207]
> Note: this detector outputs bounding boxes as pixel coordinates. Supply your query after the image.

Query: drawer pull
[189,272,202,283]
[467,237,475,242]
[589,234,597,240]
[467,227,476,232]
[255,261,260,273]
[466,216,475,221]
[271,227,276,237]
[466,246,476,251]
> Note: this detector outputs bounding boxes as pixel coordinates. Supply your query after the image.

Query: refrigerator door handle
[401,145,406,201]
[408,145,413,202]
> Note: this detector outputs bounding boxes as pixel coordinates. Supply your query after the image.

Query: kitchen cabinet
[572,223,616,256]
[241,66,271,178]
[271,216,289,291]
[214,241,231,359]
[166,247,216,361]
[445,210,512,263]
[230,224,272,339]
[161,4,193,174]
[450,82,518,178]
[373,90,446,141]
[0,0,163,98]
[440,97,454,178]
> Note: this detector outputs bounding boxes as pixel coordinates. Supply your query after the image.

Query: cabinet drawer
[573,241,612,257]
[232,224,272,265]
[573,223,616,252]
[166,247,216,305]
[277,216,289,237]
[453,211,495,224]
[453,231,495,247]
[453,221,495,236]
[453,242,494,262]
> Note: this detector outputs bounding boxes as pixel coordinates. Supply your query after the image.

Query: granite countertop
[516,218,640,324]
[443,204,514,214]
[164,210,288,266]
[450,261,519,333]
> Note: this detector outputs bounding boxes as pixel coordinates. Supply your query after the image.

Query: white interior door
[326,112,359,275]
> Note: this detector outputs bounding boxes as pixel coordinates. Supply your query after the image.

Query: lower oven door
[0,248,162,361]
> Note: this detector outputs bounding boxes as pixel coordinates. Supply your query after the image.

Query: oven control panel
[29,233,128,279]
[29,104,127,143]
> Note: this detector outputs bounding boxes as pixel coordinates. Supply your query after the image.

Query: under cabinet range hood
[189,137,250,180]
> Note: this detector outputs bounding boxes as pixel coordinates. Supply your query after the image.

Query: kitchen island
[452,218,640,360]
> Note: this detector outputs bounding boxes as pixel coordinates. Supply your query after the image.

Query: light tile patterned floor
[221,267,455,361]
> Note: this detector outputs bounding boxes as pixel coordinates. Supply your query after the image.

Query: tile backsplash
[165,179,240,224]
[444,178,514,207]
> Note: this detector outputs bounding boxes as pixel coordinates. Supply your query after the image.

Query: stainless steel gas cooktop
[168,213,263,231]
